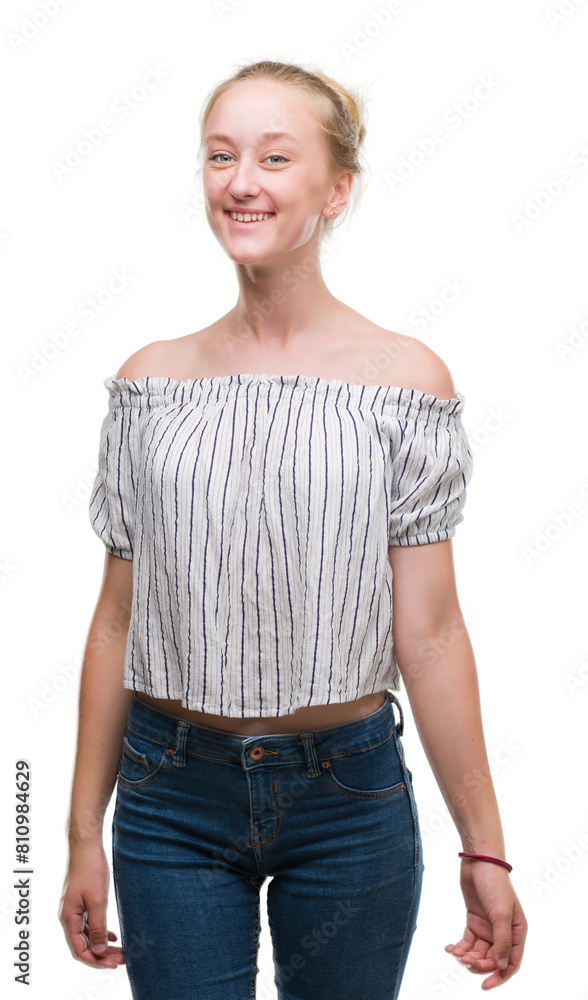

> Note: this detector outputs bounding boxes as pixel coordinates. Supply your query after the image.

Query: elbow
[394,600,467,649]
[394,610,472,686]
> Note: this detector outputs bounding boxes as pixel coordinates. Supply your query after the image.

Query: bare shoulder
[342,306,458,398]
[114,337,187,381]
[379,329,458,400]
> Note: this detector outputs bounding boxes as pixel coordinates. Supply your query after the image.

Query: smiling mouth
[225,210,275,225]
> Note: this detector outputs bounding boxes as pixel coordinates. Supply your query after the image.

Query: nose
[226,158,262,201]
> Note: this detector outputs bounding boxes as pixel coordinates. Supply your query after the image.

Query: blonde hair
[196,59,369,245]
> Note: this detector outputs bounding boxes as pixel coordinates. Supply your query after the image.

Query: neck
[228,247,339,355]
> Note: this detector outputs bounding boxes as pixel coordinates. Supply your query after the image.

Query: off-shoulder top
[88,372,474,717]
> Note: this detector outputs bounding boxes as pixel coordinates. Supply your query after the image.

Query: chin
[224,250,275,265]
[221,239,279,263]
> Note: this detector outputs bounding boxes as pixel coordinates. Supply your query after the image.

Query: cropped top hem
[89,369,474,716]
[126,676,401,717]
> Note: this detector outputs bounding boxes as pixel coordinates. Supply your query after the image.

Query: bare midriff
[134,690,388,737]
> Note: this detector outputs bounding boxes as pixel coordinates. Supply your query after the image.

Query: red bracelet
[458,852,513,874]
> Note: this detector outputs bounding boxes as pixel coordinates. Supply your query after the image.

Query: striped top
[89,372,474,717]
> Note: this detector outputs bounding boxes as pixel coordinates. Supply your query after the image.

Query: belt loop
[299,732,320,778]
[172,720,190,767]
[389,692,404,737]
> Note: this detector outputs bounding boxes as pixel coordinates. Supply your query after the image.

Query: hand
[58,840,126,969]
[445,860,527,990]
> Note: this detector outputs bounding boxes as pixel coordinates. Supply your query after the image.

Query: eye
[207,154,290,165]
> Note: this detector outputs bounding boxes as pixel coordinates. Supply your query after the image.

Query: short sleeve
[387,396,474,547]
[88,380,142,560]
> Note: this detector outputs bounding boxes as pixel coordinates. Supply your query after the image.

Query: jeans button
[249,746,265,759]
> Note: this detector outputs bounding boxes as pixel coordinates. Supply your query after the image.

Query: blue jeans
[111,689,423,1000]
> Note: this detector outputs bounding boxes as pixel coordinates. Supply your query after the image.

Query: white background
[1,0,587,997]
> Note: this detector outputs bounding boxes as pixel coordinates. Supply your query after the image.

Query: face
[203,79,350,264]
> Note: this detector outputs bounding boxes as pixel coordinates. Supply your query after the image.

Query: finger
[78,911,124,967]
[451,937,494,975]
[60,906,99,963]
[80,946,125,968]
[455,955,494,976]
[76,932,124,967]
[481,959,516,990]
[446,943,477,960]
[460,954,499,973]
[489,909,513,972]
[446,931,490,961]
[445,926,477,955]
[481,936,525,987]
[92,930,119,945]
[458,938,519,987]
[61,907,124,968]
[83,898,109,954]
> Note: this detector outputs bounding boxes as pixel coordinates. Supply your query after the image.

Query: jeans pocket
[117,728,174,789]
[320,731,407,800]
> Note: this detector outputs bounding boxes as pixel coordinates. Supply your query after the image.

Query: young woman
[59,60,527,999]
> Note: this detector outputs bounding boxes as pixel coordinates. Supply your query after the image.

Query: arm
[389,540,505,856]
[58,552,134,968]
[389,539,528,989]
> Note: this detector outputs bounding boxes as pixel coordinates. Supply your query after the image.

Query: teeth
[229,211,273,222]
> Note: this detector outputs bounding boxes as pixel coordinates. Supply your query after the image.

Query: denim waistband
[126,689,404,773]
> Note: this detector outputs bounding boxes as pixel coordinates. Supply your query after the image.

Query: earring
[330,207,339,217]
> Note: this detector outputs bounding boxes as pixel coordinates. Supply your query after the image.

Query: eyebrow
[205,131,299,145]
